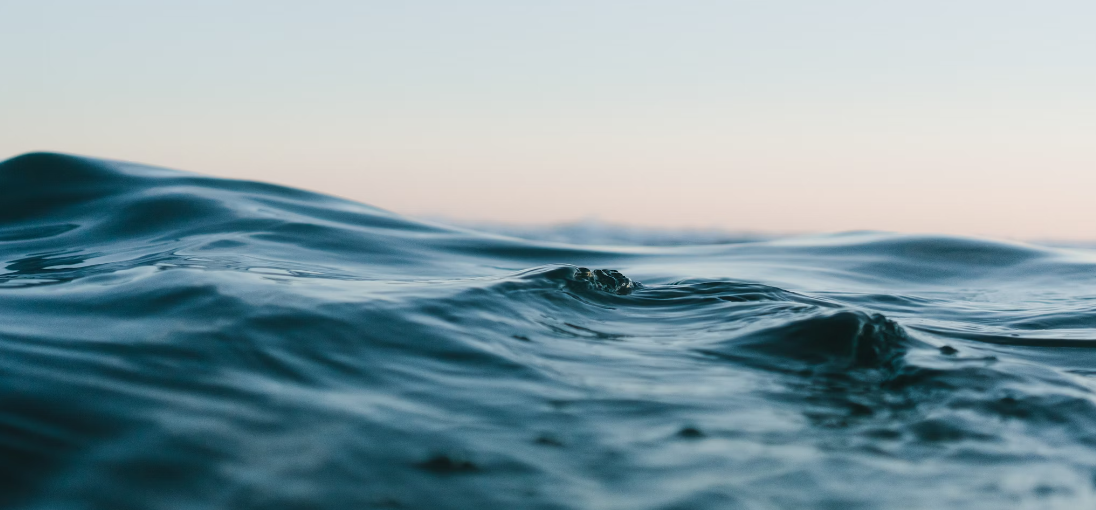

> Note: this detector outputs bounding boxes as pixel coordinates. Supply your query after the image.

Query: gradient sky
[2,1,1095,239]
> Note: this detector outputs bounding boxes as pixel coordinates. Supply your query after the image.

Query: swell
[0,153,630,282]
[4,153,1096,509]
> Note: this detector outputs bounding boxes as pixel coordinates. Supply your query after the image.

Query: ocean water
[4,153,1096,510]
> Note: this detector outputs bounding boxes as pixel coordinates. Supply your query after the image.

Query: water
[4,153,1096,510]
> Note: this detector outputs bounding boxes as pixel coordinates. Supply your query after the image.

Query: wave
[4,153,1096,509]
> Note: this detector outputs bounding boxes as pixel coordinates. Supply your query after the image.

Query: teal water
[4,153,1096,509]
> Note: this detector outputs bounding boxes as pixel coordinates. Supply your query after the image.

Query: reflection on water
[3,153,1096,509]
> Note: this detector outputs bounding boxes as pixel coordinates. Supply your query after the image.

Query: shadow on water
[4,153,1096,509]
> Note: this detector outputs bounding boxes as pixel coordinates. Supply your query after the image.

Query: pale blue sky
[3,1,1095,238]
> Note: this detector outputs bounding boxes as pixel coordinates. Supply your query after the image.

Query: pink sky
[3,1,1094,240]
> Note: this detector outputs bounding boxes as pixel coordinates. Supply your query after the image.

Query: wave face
[5,153,1096,509]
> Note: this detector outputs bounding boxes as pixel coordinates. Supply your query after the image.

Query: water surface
[3,153,1096,509]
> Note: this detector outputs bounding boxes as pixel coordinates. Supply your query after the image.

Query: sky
[2,1,1095,240]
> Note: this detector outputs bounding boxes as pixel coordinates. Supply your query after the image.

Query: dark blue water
[4,153,1096,509]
